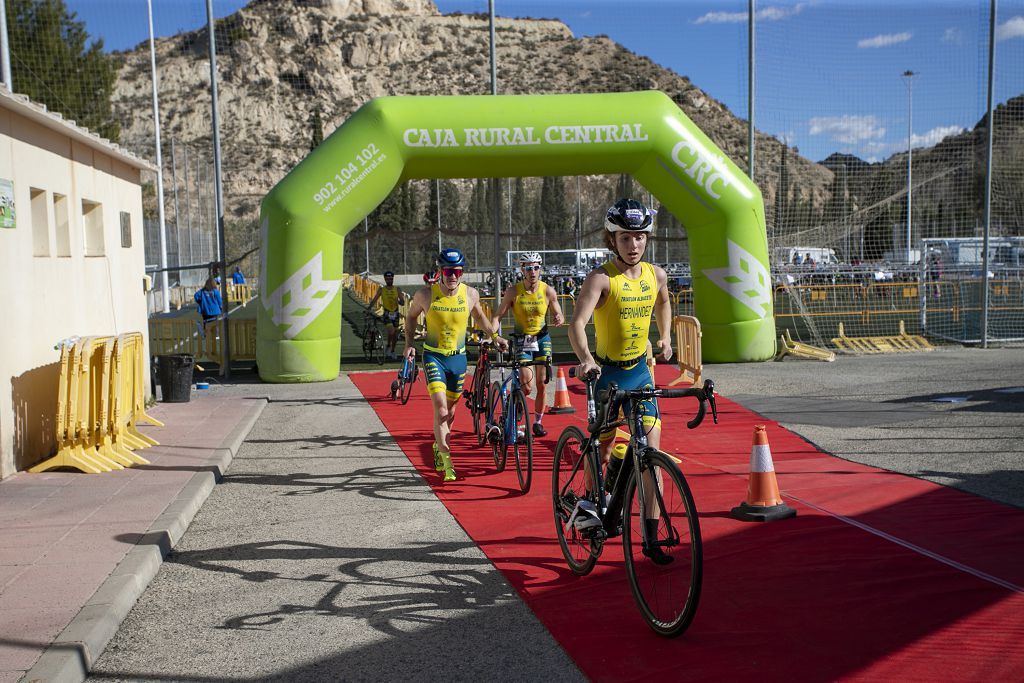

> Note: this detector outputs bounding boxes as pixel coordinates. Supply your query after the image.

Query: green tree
[7,0,120,142]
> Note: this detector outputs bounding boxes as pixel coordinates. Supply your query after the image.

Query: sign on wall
[0,179,14,229]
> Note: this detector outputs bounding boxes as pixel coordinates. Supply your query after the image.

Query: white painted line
[788,493,1023,594]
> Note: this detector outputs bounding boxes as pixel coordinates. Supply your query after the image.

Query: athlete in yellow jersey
[568,199,674,545]
[368,271,407,360]
[491,252,565,437]
[404,248,508,482]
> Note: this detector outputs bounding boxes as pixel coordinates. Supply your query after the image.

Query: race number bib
[523,335,539,352]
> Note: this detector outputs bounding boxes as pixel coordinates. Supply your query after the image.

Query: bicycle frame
[489,341,549,446]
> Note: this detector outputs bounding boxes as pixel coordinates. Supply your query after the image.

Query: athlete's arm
[491,285,516,332]
[653,265,674,362]
[546,284,565,326]
[569,269,608,376]
[397,288,407,305]
[469,287,508,351]
[368,288,381,311]
[403,287,428,360]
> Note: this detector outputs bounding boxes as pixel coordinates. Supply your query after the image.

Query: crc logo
[671,139,733,200]
[640,280,651,292]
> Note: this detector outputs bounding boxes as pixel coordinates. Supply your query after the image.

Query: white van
[774,247,839,266]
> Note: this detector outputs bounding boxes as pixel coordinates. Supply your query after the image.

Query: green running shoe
[440,452,457,482]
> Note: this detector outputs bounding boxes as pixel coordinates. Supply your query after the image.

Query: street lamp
[902,70,916,264]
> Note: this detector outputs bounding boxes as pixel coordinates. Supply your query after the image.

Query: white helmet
[519,251,543,266]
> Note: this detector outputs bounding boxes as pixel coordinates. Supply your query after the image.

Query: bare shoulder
[464,284,480,303]
[650,262,668,283]
[582,265,610,291]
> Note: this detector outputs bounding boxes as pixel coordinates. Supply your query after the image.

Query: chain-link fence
[8,0,1023,345]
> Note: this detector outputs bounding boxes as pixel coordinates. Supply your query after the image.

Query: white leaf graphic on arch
[703,240,772,319]
[263,252,340,339]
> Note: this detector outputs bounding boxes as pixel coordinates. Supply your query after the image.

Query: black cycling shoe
[643,519,674,565]
[532,422,547,437]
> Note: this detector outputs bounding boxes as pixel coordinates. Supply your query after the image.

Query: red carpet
[351,366,1024,681]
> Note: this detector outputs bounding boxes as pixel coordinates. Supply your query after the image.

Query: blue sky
[65,0,1024,163]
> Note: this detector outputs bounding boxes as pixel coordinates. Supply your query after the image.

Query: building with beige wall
[0,90,155,479]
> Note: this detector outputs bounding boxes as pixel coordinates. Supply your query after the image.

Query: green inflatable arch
[257,91,775,382]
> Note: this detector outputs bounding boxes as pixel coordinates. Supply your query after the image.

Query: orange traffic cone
[548,366,576,414]
[731,425,797,522]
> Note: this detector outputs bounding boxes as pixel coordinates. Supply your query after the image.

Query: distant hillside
[111,0,830,230]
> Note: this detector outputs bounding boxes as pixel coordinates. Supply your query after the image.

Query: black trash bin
[157,354,194,403]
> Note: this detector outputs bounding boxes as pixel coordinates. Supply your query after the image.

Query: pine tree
[7,0,120,142]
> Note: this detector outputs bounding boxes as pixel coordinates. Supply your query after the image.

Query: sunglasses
[521,265,541,272]
[441,267,464,277]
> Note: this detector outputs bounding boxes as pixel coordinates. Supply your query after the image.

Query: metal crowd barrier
[667,315,703,387]
[30,332,163,474]
[170,283,256,310]
[149,318,258,362]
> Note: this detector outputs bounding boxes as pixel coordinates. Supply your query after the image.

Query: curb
[20,398,268,683]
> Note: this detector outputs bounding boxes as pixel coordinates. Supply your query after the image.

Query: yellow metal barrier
[775,329,836,362]
[171,283,255,310]
[667,315,703,387]
[31,332,161,474]
[148,318,258,362]
[831,320,935,354]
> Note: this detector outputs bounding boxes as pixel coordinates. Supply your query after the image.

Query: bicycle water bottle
[605,442,627,493]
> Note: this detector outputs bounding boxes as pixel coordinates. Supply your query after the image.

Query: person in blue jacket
[195,278,223,323]
[231,266,246,285]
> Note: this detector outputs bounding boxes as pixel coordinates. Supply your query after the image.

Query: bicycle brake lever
[703,379,718,424]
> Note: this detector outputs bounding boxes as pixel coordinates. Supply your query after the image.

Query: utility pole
[902,69,916,265]
[206,0,230,377]
[147,0,170,313]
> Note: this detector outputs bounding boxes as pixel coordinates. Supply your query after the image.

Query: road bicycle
[552,367,717,636]
[463,336,494,447]
[390,355,419,405]
[486,336,549,493]
[360,312,386,365]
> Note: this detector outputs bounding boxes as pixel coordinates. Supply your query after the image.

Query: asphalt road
[87,345,1024,681]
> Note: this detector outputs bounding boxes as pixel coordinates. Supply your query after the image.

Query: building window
[53,193,70,256]
[31,188,49,256]
[82,199,104,256]
[120,211,132,248]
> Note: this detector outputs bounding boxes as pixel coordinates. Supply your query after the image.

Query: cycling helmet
[605,198,655,233]
[519,251,543,265]
[436,248,466,268]
[383,270,394,278]
[423,270,440,285]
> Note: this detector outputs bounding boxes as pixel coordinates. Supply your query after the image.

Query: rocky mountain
[111,0,832,238]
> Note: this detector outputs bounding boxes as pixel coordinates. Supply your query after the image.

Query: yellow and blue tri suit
[512,281,552,362]
[593,260,661,440]
[379,285,402,326]
[423,283,470,401]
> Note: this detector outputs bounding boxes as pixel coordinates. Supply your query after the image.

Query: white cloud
[941,27,962,44]
[911,125,965,149]
[857,32,913,48]
[996,16,1024,42]
[695,4,805,25]
[809,115,886,144]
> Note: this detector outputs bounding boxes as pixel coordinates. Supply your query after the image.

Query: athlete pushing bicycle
[567,198,675,553]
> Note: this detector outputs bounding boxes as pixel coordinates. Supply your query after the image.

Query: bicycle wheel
[373,332,387,365]
[551,425,599,576]
[472,364,489,446]
[361,327,374,362]
[488,381,505,471]
[510,388,533,493]
[399,362,416,405]
[622,449,703,637]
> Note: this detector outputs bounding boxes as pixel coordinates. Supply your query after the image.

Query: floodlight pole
[147,0,170,313]
[902,70,915,266]
[747,0,755,179]
[489,0,501,301]
[981,0,997,348]
[206,0,230,377]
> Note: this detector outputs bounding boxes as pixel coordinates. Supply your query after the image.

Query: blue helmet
[437,248,466,268]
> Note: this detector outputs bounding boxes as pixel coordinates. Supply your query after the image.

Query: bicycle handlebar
[569,367,717,429]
